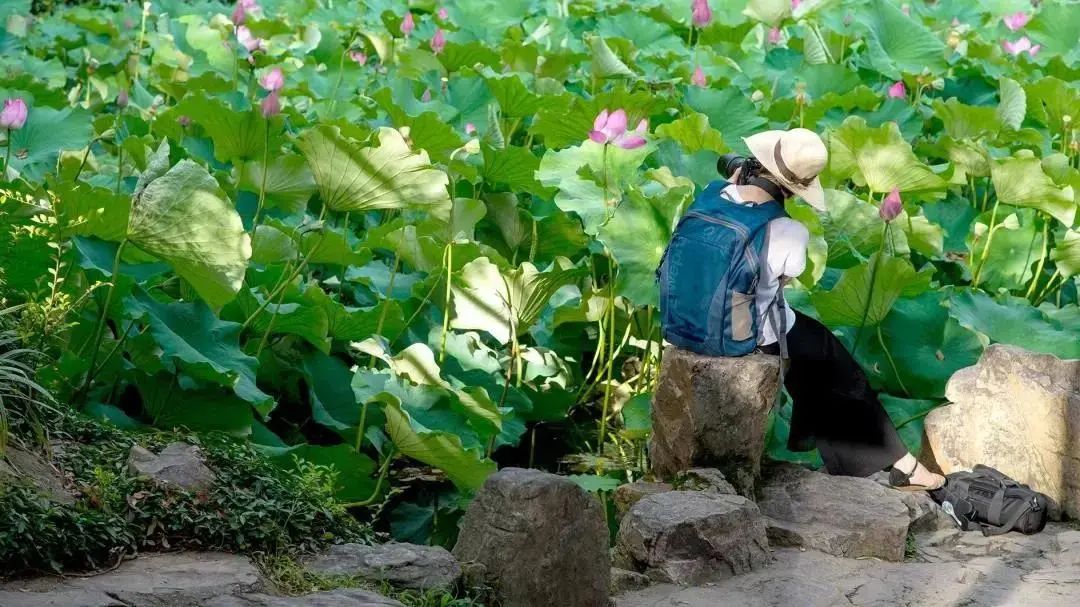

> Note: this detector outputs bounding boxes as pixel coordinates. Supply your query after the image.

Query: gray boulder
[0,446,76,505]
[615,491,771,585]
[650,346,780,497]
[0,590,126,607]
[304,542,460,591]
[204,589,404,607]
[675,468,738,496]
[127,442,214,491]
[924,344,1080,519]
[610,568,651,594]
[613,481,672,520]
[758,464,911,561]
[453,468,610,607]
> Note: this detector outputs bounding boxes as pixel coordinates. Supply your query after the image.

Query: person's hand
[729,167,742,183]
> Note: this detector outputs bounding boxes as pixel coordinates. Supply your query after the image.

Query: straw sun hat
[742,128,828,210]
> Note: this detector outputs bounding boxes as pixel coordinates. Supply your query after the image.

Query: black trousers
[760,311,908,477]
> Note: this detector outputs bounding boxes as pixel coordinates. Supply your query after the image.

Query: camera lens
[717,153,745,178]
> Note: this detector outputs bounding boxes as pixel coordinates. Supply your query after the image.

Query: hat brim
[743,131,826,211]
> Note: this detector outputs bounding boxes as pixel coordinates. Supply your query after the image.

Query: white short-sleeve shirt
[720,184,809,345]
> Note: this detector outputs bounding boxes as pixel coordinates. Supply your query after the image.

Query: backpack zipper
[685,211,760,282]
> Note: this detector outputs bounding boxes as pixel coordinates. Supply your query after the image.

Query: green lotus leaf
[844,291,982,399]
[159,92,283,163]
[743,0,790,24]
[827,117,947,194]
[655,112,727,155]
[820,189,909,268]
[134,373,254,434]
[1023,77,1080,132]
[265,443,378,503]
[948,289,1080,360]
[990,156,1076,227]
[483,71,543,118]
[932,98,1000,140]
[536,140,652,235]
[127,158,251,308]
[1027,2,1080,64]
[685,87,768,154]
[297,125,451,215]
[50,180,130,242]
[860,0,945,79]
[589,35,635,79]
[810,253,933,328]
[250,224,298,265]
[481,145,545,196]
[126,290,274,415]
[996,77,1026,132]
[5,105,92,182]
[230,287,330,353]
[785,201,827,287]
[966,208,1041,291]
[598,187,685,307]
[620,392,652,439]
[304,285,404,342]
[381,393,496,492]
[237,154,316,215]
[1051,229,1080,278]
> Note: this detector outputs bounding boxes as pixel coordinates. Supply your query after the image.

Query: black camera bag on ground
[929,464,1049,536]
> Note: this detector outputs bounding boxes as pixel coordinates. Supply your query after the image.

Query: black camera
[716,153,788,202]
[717,153,763,185]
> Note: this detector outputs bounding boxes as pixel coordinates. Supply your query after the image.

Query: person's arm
[767,219,810,283]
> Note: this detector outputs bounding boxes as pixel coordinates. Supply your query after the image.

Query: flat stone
[758,464,910,561]
[0,590,125,607]
[650,346,780,497]
[610,568,651,595]
[204,589,405,607]
[613,481,672,520]
[614,491,770,585]
[127,442,214,492]
[616,528,1080,607]
[453,468,609,607]
[0,447,76,505]
[868,471,954,534]
[924,344,1080,519]
[303,542,460,591]
[6,552,261,606]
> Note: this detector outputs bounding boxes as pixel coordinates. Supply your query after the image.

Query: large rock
[0,590,126,607]
[610,567,651,594]
[0,446,76,505]
[758,464,911,562]
[924,344,1080,519]
[613,481,672,520]
[453,468,609,607]
[4,552,260,606]
[614,491,771,585]
[650,346,780,497]
[675,468,738,496]
[127,442,214,491]
[204,589,404,607]
[303,542,460,591]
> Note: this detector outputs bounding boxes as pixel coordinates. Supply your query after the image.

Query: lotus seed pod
[751,90,765,102]
[1064,115,1073,124]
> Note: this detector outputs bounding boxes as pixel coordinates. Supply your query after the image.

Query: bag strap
[980,500,1034,537]
[987,487,1007,526]
[760,223,788,407]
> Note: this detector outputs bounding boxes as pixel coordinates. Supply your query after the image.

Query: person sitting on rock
[662,127,945,491]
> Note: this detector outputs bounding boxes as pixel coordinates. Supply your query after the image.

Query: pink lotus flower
[691,66,707,87]
[0,98,27,130]
[791,0,801,9]
[880,187,903,222]
[349,50,367,65]
[1003,12,1030,31]
[231,0,260,26]
[887,81,906,99]
[431,28,446,54]
[1002,36,1040,57]
[768,27,782,44]
[401,12,415,36]
[236,25,264,53]
[260,90,281,118]
[438,7,449,20]
[691,0,711,28]
[259,67,284,92]
[589,109,648,150]
[465,123,477,135]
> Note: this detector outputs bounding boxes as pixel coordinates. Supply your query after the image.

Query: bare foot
[907,462,946,490]
[891,454,946,490]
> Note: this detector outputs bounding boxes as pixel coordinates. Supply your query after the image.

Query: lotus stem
[852,217,886,356]
[3,128,10,178]
[354,400,370,451]
[1034,270,1064,306]
[242,244,323,331]
[972,197,1001,288]
[340,448,395,508]
[368,255,400,368]
[251,123,271,234]
[597,259,616,458]
[1025,218,1050,301]
[877,324,909,397]
[77,239,128,404]
[439,243,452,365]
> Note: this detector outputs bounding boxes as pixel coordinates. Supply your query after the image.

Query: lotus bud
[768,27,782,45]
[260,90,281,118]
[421,89,432,102]
[438,7,449,20]
[0,98,28,130]
[1003,12,1030,31]
[887,81,907,99]
[930,77,945,91]
[751,90,765,102]
[400,12,415,36]
[465,123,477,135]
[117,90,129,109]
[259,66,285,92]
[691,66,707,87]
[880,187,903,223]
[349,50,367,65]
[1064,115,1073,124]
[691,0,711,28]
[178,115,191,128]
[431,28,446,54]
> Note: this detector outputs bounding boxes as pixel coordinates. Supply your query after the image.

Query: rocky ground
[615,522,1080,607]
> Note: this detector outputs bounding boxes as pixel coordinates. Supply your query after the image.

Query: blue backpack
[656,180,787,357]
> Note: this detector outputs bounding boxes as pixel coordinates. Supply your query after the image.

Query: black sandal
[889,461,946,492]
